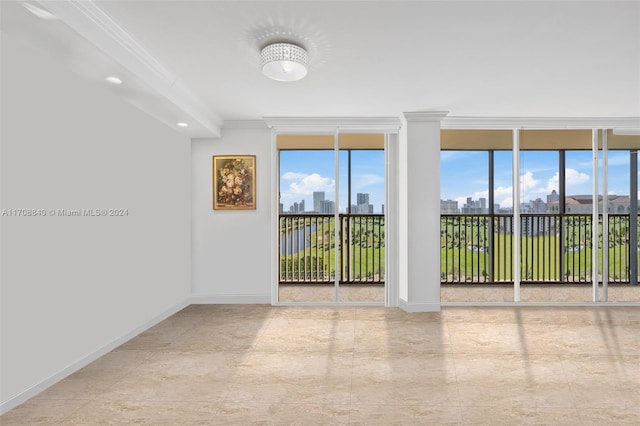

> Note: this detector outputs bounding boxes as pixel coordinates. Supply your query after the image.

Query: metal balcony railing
[440,213,638,284]
[279,214,385,284]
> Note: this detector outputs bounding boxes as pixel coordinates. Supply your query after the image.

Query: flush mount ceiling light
[261,42,308,82]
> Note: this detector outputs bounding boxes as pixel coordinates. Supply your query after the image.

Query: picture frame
[212,155,256,210]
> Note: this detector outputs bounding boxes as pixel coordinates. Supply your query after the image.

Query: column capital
[403,111,449,123]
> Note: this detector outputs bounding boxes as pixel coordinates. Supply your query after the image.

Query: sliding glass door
[440,129,639,303]
[277,133,386,304]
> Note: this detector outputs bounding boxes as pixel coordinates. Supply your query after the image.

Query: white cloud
[452,171,551,209]
[280,173,335,204]
[565,168,591,192]
[453,186,514,209]
[281,172,307,180]
[546,173,560,193]
[495,186,513,208]
[517,171,544,201]
[518,168,590,202]
[521,171,539,191]
[499,196,514,208]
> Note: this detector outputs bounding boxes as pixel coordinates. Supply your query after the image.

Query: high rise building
[319,199,335,214]
[440,199,459,214]
[461,197,488,214]
[313,192,325,213]
[355,192,373,214]
[288,199,305,213]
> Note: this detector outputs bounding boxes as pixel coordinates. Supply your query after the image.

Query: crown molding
[441,116,640,130]
[238,116,640,134]
[403,111,449,123]
[263,117,402,133]
[38,0,222,137]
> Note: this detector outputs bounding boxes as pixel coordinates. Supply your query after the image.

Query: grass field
[280,215,385,283]
[279,214,637,284]
[440,215,637,283]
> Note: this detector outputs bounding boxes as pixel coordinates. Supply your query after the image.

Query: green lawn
[440,218,636,282]
[279,215,637,284]
[280,216,385,282]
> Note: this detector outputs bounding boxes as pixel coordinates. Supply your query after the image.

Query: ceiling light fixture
[261,42,308,82]
[176,122,189,128]
[105,76,123,85]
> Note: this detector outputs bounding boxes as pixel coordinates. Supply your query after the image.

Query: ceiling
[2,1,639,137]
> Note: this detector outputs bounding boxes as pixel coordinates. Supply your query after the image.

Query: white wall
[191,127,272,302]
[0,33,191,411]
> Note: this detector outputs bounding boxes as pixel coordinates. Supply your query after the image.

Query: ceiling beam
[38,0,223,138]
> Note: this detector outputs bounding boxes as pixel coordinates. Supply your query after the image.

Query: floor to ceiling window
[277,133,386,304]
[604,140,638,302]
[440,129,639,303]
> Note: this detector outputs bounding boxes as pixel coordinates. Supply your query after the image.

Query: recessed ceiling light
[177,122,189,128]
[105,76,123,85]
[23,3,57,20]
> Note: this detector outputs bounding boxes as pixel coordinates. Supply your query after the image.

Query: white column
[385,132,400,307]
[602,129,609,301]
[512,129,521,302]
[399,111,448,312]
[270,127,279,304]
[334,130,340,302]
[592,129,599,302]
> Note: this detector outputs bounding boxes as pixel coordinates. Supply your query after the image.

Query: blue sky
[441,150,633,209]
[280,150,385,213]
[280,149,633,213]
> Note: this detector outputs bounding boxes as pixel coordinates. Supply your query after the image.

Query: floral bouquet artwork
[212,155,256,210]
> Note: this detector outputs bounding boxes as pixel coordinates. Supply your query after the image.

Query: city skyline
[279,150,385,213]
[441,150,634,210]
[280,149,634,215]
[441,192,634,214]
[281,191,376,214]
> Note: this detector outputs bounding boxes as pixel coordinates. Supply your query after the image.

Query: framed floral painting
[212,155,256,210]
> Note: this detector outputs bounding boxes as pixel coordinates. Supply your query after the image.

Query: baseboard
[442,301,640,307]
[190,294,271,304]
[0,298,190,415]
[399,299,441,312]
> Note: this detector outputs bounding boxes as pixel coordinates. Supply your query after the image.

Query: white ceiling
[2,1,639,137]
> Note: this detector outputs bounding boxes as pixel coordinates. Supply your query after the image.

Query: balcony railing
[279,214,385,284]
[441,213,638,284]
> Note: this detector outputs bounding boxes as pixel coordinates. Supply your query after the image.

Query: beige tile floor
[279,283,639,303]
[2,305,639,425]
